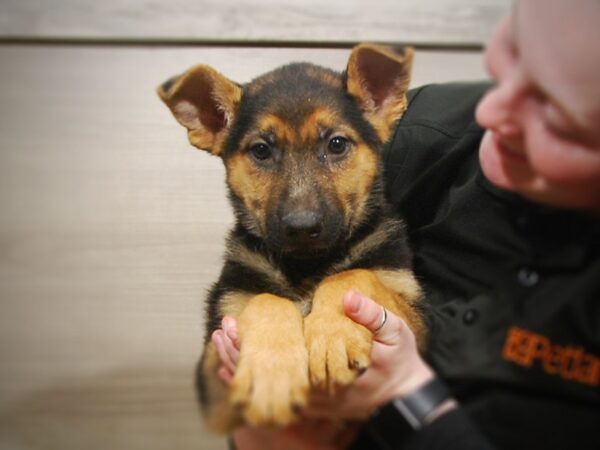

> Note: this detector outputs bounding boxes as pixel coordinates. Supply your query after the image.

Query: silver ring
[374,307,388,332]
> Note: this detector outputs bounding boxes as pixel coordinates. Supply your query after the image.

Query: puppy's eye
[249,142,272,161]
[327,136,350,155]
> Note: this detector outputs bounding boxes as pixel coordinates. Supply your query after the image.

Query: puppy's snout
[282,210,323,241]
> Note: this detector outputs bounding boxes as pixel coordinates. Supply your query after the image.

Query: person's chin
[479,130,528,192]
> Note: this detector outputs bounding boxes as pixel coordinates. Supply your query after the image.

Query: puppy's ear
[157,66,242,156]
[346,44,413,143]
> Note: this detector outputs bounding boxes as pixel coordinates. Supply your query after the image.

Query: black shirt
[358,82,600,449]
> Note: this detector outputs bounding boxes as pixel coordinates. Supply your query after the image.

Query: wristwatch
[391,377,452,429]
[366,377,452,448]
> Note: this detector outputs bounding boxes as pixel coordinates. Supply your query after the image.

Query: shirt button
[517,267,539,287]
[462,308,479,325]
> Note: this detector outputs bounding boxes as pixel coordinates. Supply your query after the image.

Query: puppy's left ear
[346,44,413,143]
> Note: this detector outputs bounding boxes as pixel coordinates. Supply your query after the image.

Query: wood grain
[0,44,488,449]
[0,0,510,46]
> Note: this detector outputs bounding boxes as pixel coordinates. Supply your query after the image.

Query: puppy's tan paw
[230,344,309,426]
[304,312,372,390]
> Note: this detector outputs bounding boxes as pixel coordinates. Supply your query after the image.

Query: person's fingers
[221,316,241,365]
[212,329,237,374]
[342,290,403,345]
[217,365,234,385]
[222,316,241,350]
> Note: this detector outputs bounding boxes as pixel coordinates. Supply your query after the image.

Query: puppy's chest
[264,262,338,316]
[225,244,347,315]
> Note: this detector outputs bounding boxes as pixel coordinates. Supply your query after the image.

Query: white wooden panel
[0,0,510,46]
[0,44,488,450]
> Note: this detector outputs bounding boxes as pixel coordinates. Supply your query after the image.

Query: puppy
[158,44,426,433]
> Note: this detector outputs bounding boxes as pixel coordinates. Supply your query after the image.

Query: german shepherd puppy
[158,44,426,433]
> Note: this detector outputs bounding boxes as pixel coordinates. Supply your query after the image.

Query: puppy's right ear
[157,66,242,156]
[346,44,413,144]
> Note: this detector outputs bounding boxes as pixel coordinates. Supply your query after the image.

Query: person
[212,0,600,448]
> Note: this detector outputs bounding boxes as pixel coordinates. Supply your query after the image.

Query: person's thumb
[343,290,402,346]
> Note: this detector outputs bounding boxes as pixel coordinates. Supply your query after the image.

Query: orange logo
[502,326,599,387]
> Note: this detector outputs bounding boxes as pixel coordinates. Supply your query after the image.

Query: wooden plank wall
[1,0,509,46]
[0,1,509,449]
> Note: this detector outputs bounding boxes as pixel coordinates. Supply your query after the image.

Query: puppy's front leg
[232,293,309,427]
[305,268,424,391]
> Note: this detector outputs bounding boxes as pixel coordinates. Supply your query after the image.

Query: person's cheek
[526,121,600,184]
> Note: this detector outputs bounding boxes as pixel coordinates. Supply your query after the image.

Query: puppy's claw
[350,359,368,375]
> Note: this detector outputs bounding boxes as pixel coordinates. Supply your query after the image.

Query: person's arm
[368,406,495,450]
[340,292,495,450]
[364,387,494,450]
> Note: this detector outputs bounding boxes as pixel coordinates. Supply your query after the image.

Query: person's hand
[303,290,434,421]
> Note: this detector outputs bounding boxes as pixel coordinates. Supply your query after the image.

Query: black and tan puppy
[158,44,426,433]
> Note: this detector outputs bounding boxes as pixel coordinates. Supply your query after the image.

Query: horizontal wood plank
[0,44,488,449]
[0,0,510,46]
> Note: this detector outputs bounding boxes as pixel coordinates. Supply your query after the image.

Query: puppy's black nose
[282,210,323,241]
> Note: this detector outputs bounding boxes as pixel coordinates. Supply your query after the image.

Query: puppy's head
[158,44,413,257]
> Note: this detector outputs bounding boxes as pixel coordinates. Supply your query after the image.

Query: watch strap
[392,377,451,430]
